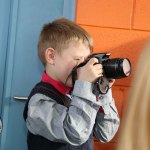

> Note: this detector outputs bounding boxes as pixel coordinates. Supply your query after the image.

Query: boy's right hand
[77,58,103,83]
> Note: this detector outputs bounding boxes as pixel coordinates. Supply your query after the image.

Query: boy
[23,18,120,150]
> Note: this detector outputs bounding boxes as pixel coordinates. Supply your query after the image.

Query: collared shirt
[41,71,71,95]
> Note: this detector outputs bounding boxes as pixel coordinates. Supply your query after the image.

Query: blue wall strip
[63,0,75,21]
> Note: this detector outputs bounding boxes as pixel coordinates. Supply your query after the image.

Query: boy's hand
[108,79,115,88]
[77,58,103,83]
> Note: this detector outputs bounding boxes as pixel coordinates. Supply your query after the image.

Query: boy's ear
[45,48,55,64]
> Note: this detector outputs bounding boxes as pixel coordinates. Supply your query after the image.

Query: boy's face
[50,40,91,87]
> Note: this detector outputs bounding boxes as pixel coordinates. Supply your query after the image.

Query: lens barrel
[102,58,131,79]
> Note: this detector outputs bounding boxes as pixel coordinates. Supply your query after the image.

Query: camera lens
[122,59,131,76]
[102,58,131,79]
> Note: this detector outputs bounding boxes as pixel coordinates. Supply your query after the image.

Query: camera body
[72,52,131,94]
[78,53,131,79]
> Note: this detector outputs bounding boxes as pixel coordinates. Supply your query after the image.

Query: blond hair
[117,41,150,150]
[38,18,93,65]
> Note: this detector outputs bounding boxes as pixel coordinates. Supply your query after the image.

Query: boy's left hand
[108,79,115,88]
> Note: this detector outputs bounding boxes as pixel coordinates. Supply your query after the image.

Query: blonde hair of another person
[116,42,150,150]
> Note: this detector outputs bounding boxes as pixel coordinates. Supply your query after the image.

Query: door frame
[0,0,75,149]
[0,0,19,148]
[0,0,11,115]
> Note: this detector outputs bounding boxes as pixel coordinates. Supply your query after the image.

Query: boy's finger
[87,58,99,65]
[109,79,115,83]
[94,64,103,70]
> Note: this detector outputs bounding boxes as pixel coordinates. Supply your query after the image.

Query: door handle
[0,119,2,134]
[13,96,28,101]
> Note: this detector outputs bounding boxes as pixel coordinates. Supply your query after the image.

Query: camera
[72,53,131,94]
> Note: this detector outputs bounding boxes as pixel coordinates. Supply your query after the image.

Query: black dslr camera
[72,53,131,95]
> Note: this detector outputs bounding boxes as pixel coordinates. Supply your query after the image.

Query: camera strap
[71,67,78,90]
[97,77,110,94]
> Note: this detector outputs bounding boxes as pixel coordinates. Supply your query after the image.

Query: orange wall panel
[112,86,130,117]
[75,0,150,149]
[133,0,150,30]
[80,25,150,86]
[94,141,116,150]
[76,0,134,29]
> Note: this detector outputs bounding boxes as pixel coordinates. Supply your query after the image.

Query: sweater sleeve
[26,80,101,146]
[93,89,120,142]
